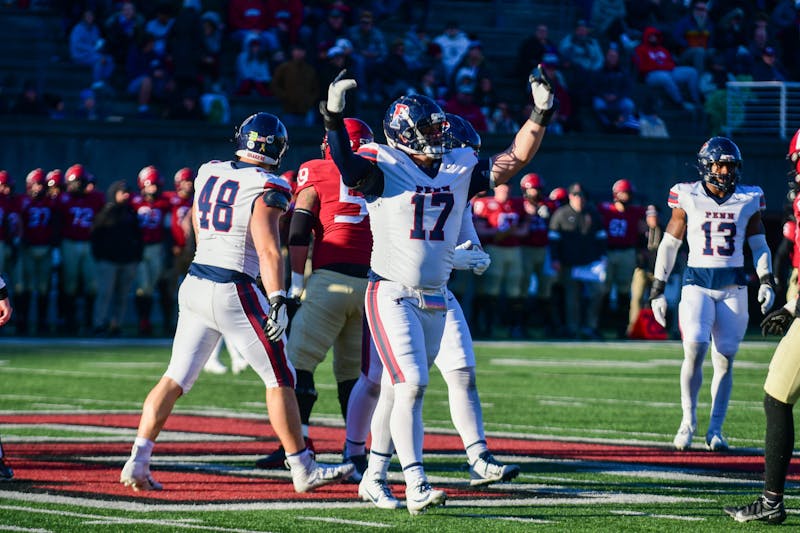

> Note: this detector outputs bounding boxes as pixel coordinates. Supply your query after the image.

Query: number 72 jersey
[668,181,765,269]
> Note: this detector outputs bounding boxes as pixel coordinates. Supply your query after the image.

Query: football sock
[763,394,794,495]
[390,382,426,470]
[680,341,708,427]
[285,448,314,470]
[367,448,393,480]
[337,379,357,421]
[708,349,734,435]
[344,375,380,457]
[442,367,485,463]
[402,463,425,488]
[294,370,317,428]
[132,437,154,463]
[465,440,489,466]
[368,374,395,457]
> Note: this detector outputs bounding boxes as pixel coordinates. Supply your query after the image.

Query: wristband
[649,278,666,300]
[759,274,775,288]
[267,289,286,300]
[529,105,555,127]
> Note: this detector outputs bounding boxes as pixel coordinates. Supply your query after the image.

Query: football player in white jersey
[649,137,775,451]
[343,115,520,510]
[320,70,553,514]
[119,113,353,493]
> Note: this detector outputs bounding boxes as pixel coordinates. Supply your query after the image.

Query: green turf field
[0,338,795,531]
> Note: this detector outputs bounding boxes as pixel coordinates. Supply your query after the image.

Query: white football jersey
[192,160,290,279]
[668,181,765,268]
[361,144,482,289]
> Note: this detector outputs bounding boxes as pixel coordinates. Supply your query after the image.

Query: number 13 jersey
[358,144,487,289]
[668,180,765,269]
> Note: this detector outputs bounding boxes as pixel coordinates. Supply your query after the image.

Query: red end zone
[0,413,795,504]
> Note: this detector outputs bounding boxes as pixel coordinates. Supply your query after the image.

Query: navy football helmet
[697,136,742,194]
[444,113,481,151]
[234,113,288,167]
[383,95,448,158]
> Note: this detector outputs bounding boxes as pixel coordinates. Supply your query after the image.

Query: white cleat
[469,452,520,486]
[291,460,354,493]
[706,432,729,451]
[120,460,162,491]
[358,476,404,509]
[673,423,695,450]
[405,480,446,515]
[203,359,227,374]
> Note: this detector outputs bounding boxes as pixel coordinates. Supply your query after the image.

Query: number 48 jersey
[192,160,291,280]
[668,181,765,269]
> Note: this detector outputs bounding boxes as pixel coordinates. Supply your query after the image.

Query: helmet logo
[389,103,410,129]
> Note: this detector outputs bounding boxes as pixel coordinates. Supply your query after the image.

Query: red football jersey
[472,196,525,247]
[164,190,193,248]
[295,158,372,270]
[520,198,553,247]
[0,193,21,241]
[20,195,55,246]
[132,194,171,245]
[599,201,646,249]
[57,190,104,241]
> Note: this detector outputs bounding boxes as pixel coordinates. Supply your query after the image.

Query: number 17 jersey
[668,180,765,269]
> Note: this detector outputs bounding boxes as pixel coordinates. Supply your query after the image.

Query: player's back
[192,160,287,280]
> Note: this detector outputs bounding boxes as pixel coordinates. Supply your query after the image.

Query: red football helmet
[520,173,544,191]
[0,170,13,190]
[46,169,63,189]
[321,118,374,159]
[138,165,163,190]
[174,167,195,186]
[65,163,89,191]
[26,168,46,193]
[281,169,298,195]
[612,178,634,202]
[549,186,568,205]
[788,128,800,191]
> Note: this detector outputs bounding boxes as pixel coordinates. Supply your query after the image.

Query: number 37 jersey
[668,181,765,269]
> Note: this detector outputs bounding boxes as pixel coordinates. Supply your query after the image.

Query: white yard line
[610,510,704,521]
[296,516,392,528]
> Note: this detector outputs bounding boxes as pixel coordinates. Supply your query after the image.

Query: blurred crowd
[2,0,799,136]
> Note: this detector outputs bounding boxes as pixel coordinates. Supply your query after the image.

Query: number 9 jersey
[668,181,765,269]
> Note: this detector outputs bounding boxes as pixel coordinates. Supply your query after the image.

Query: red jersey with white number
[19,195,55,246]
[57,190,104,241]
[598,201,647,250]
[132,194,171,245]
[295,158,372,270]
[472,195,524,247]
[0,193,21,242]
[164,190,193,248]
[520,198,553,247]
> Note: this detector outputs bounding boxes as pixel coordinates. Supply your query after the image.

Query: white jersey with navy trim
[192,160,290,280]
[667,181,765,269]
[364,144,479,289]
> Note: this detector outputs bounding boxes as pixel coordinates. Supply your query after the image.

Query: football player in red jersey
[472,182,527,337]
[0,171,21,286]
[45,169,69,332]
[131,166,172,336]
[15,169,57,335]
[519,172,558,336]
[255,118,375,470]
[56,164,105,334]
[597,178,647,337]
[163,167,196,335]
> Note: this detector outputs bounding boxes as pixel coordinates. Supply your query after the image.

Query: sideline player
[724,129,800,524]
[321,67,552,513]
[119,112,353,493]
[255,118,375,469]
[649,137,775,451]
[0,272,12,479]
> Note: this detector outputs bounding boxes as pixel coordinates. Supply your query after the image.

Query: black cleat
[724,496,786,524]
[0,459,14,481]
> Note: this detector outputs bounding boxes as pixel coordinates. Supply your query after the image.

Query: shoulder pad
[261,188,292,212]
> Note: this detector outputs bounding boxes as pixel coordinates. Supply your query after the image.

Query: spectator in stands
[200,11,224,91]
[381,38,414,100]
[475,75,496,121]
[451,41,489,93]
[591,0,629,46]
[753,46,787,82]
[11,80,48,116]
[591,43,638,133]
[76,88,100,120]
[90,180,143,338]
[558,19,604,74]
[540,54,577,135]
[126,33,174,117]
[770,0,799,34]
[266,0,305,46]
[168,86,205,120]
[749,15,772,61]
[235,34,272,97]
[777,4,800,80]
[228,0,278,52]
[69,9,114,92]
[317,47,358,116]
[713,7,749,75]
[625,0,685,36]
[433,20,471,79]
[698,51,735,135]
[315,7,348,55]
[444,72,488,133]
[633,26,700,112]
[170,0,205,94]
[347,11,387,102]
[144,3,174,59]
[487,101,518,134]
[516,24,557,79]
[403,24,431,77]
[271,44,319,126]
[104,1,145,67]
[548,182,607,340]
[410,66,446,103]
[672,0,713,74]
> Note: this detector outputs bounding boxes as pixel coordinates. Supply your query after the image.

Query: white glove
[529,64,554,111]
[758,282,775,315]
[537,204,550,218]
[453,240,491,275]
[650,295,667,328]
[326,70,357,113]
[471,251,491,275]
[264,295,288,342]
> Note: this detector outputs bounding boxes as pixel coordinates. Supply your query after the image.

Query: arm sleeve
[468,159,492,200]
[287,208,315,246]
[748,233,773,280]
[653,232,683,282]
[456,202,480,247]
[328,128,384,195]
